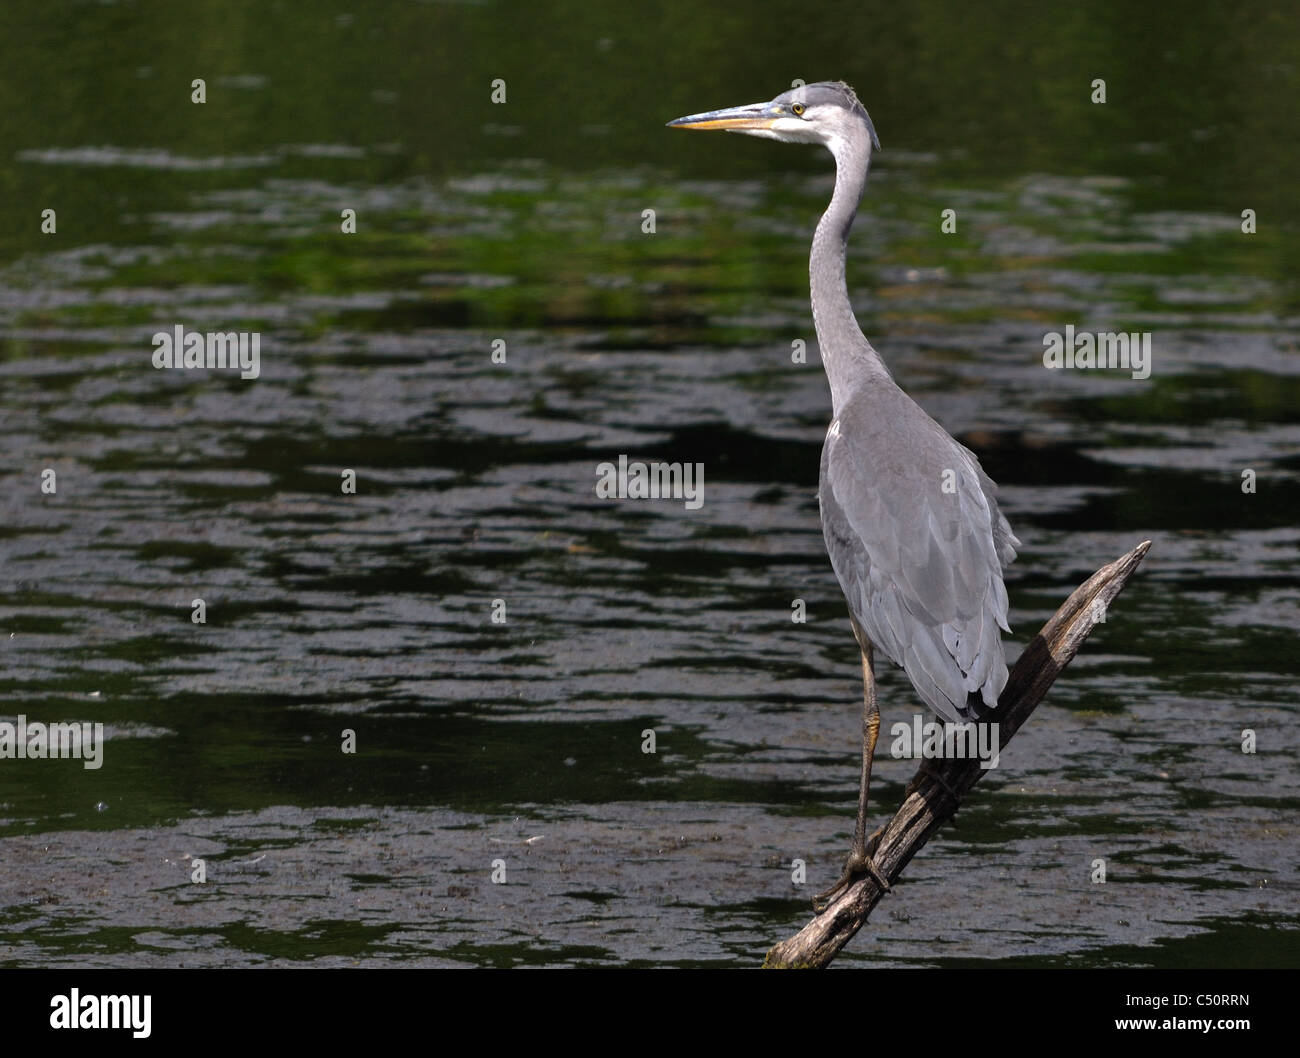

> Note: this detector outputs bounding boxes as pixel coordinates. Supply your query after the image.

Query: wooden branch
[764,539,1152,969]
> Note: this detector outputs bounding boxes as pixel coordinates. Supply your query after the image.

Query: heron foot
[813,837,890,911]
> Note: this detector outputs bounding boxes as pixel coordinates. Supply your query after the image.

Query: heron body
[821,387,1017,723]
[670,82,1018,903]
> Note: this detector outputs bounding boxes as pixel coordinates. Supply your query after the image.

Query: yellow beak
[666,102,778,132]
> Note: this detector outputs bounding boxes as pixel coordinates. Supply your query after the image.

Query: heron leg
[814,646,891,909]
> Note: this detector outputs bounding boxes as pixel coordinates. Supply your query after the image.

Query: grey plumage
[820,394,1017,722]
[670,82,1018,898]
[797,81,1017,722]
[670,80,1017,722]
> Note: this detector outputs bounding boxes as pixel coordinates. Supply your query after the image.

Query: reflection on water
[0,1,1297,967]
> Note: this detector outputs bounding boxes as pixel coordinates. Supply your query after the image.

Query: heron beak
[666,101,779,132]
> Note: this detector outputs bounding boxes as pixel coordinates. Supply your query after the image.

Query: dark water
[0,1,1297,967]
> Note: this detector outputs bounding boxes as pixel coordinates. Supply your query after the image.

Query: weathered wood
[763,540,1152,969]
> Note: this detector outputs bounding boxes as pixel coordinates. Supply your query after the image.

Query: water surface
[0,0,1297,967]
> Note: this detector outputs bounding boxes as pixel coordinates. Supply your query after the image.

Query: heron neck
[810,137,888,414]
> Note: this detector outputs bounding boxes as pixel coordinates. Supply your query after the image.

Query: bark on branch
[764,539,1152,969]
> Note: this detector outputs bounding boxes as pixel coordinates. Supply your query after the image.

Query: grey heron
[668,82,1018,906]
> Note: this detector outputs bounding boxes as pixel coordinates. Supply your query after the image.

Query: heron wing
[819,390,1018,723]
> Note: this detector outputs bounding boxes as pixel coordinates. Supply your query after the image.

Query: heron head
[667,81,880,158]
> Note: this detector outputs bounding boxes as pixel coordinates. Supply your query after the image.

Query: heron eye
[792,102,806,116]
